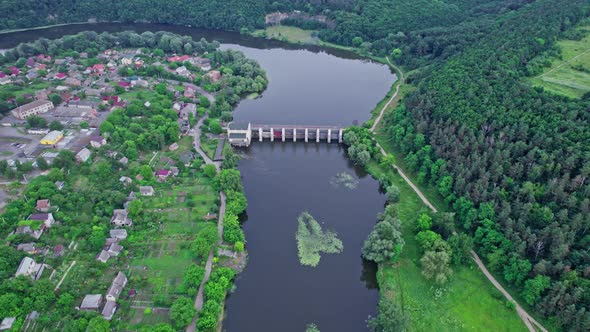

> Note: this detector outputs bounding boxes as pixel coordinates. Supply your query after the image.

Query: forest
[379,1,590,330]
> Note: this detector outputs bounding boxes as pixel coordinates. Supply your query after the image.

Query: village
[0,47,222,184]
[0,31,262,331]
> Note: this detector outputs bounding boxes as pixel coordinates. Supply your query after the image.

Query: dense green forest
[381,1,590,330]
[0,0,322,31]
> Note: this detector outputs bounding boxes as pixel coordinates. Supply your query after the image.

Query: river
[0,23,396,331]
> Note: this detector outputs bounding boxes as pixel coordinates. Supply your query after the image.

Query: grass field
[530,24,590,98]
[252,26,318,44]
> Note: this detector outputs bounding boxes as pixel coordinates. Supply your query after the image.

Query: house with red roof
[92,64,105,75]
[9,67,20,76]
[168,55,190,62]
[36,199,51,212]
[155,169,171,181]
[55,73,67,80]
[37,54,51,62]
[25,58,36,68]
[101,96,121,104]
[53,244,65,257]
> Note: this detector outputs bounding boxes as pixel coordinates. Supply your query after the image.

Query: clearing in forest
[530,23,590,98]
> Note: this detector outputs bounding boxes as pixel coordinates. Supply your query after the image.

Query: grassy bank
[251,26,318,44]
[365,158,526,331]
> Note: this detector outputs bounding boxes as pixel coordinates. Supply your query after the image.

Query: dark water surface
[0,23,395,331]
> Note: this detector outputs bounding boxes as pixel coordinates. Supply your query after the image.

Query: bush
[203,164,217,178]
[234,241,244,252]
[385,185,400,203]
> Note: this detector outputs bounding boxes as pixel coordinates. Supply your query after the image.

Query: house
[205,70,221,83]
[170,167,179,177]
[0,317,16,331]
[80,294,103,311]
[26,70,39,80]
[106,242,123,256]
[139,186,154,196]
[9,66,20,76]
[118,81,131,89]
[15,257,44,280]
[96,250,110,263]
[168,142,179,151]
[127,191,137,201]
[65,77,81,86]
[75,148,91,162]
[102,95,121,104]
[29,213,55,228]
[135,79,149,88]
[16,243,38,254]
[175,66,191,78]
[92,64,105,75]
[119,176,132,185]
[25,58,36,68]
[110,209,133,227]
[34,89,50,101]
[90,136,107,148]
[168,55,190,62]
[0,76,11,85]
[15,225,42,239]
[121,55,133,66]
[55,72,67,80]
[60,91,72,102]
[203,213,218,221]
[11,100,54,119]
[119,157,128,165]
[190,57,211,71]
[53,244,65,257]
[40,130,64,145]
[102,300,117,320]
[55,181,65,190]
[180,103,196,119]
[36,199,51,212]
[106,272,128,302]
[110,229,128,240]
[37,54,51,62]
[184,85,196,98]
[155,169,170,181]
